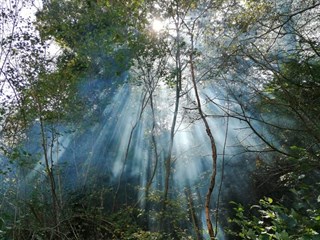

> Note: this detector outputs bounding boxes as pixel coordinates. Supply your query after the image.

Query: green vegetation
[0,0,320,239]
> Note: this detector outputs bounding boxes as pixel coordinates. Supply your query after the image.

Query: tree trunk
[189,33,217,239]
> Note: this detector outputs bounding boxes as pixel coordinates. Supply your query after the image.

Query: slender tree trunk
[39,118,60,227]
[113,90,149,211]
[33,93,60,234]
[185,188,202,240]
[146,93,159,192]
[163,17,182,208]
[161,15,183,234]
[189,33,217,239]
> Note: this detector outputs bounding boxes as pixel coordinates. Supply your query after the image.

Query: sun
[151,19,164,32]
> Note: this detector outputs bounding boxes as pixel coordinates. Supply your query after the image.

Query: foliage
[251,57,320,197]
[220,2,320,239]
[228,184,320,240]
[233,60,320,240]
[265,59,320,137]
[227,0,272,32]
[1,0,320,239]
[0,185,193,240]
[36,0,148,79]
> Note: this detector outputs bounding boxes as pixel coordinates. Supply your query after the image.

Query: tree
[204,0,320,238]
[2,0,319,239]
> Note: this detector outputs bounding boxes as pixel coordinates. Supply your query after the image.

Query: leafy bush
[228,185,320,239]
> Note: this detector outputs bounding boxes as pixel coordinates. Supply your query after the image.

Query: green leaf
[275,230,289,240]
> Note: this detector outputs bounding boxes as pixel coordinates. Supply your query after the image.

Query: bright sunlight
[151,19,164,32]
